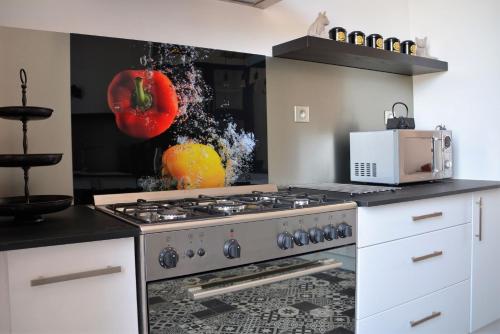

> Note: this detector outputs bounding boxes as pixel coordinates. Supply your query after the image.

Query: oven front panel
[147,249,356,334]
[144,209,356,281]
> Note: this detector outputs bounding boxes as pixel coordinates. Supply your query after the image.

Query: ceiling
[218,0,282,9]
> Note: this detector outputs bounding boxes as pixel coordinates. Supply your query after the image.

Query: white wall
[0,27,72,197]
[0,0,411,56]
[409,0,500,180]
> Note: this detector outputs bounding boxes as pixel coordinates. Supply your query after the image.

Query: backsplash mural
[70,34,267,204]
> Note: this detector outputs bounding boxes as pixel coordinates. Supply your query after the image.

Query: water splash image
[140,42,257,188]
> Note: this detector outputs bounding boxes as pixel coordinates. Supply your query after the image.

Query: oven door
[398,130,440,183]
[147,246,356,334]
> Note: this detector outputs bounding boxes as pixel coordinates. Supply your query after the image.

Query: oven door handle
[187,259,343,300]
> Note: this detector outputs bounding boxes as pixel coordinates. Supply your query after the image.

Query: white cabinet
[0,238,138,334]
[471,189,500,332]
[356,193,473,334]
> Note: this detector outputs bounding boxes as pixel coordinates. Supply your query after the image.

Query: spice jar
[384,37,401,53]
[348,31,365,46]
[401,40,416,55]
[367,34,384,49]
[329,27,347,42]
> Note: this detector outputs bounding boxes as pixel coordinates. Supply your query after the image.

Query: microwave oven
[350,130,452,185]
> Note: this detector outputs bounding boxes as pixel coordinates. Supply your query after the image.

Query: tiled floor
[148,257,356,334]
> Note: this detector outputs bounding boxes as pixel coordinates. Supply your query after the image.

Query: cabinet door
[7,238,138,334]
[471,189,500,332]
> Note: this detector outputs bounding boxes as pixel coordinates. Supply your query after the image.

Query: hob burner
[209,200,247,214]
[157,208,189,221]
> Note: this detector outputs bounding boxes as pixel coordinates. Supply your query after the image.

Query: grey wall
[0,27,414,195]
[266,57,413,186]
[0,27,72,197]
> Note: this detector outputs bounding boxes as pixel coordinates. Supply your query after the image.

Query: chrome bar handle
[410,311,442,327]
[188,260,342,300]
[31,266,122,287]
[431,136,436,174]
[476,197,483,241]
[412,251,443,263]
[412,212,443,222]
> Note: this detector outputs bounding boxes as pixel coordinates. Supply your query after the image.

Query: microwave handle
[432,136,443,174]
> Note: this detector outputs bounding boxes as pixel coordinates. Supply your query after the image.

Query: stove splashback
[94,184,278,206]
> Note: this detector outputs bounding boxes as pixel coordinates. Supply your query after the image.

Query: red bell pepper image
[107,70,179,139]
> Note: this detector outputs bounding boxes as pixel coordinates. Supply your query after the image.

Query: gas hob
[95,185,356,233]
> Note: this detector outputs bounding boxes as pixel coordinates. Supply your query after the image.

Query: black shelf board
[272,36,448,76]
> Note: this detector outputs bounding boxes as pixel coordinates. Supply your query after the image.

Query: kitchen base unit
[356,193,473,334]
[0,238,138,333]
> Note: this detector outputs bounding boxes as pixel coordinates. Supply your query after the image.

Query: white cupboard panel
[471,189,500,332]
[7,238,138,334]
[358,194,471,247]
[357,224,471,319]
[357,280,470,334]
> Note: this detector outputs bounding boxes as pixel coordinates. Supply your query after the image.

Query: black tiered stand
[0,69,72,223]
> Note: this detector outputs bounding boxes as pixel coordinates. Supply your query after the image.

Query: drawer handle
[412,251,443,263]
[410,311,442,327]
[412,212,443,222]
[31,266,122,287]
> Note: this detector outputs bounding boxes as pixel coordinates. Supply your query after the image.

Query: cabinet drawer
[7,238,138,334]
[357,280,470,334]
[358,194,472,247]
[357,224,471,319]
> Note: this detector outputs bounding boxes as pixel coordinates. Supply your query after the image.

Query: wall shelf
[272,36,448,76]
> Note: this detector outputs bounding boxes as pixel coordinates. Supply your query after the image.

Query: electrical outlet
[294,106,310,123]
[384,110,393,125]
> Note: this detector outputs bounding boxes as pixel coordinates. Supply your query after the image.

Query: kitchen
[1,0,500,333]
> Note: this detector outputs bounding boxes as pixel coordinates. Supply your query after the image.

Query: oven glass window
[148,247,356,334]
[401,137,433,175]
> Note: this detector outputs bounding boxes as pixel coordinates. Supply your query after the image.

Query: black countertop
[0,206,139,251]
[294,179,500,207]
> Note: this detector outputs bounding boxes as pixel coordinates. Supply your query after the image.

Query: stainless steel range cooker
[95,184,357,334]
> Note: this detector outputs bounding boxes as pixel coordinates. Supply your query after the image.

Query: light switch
[294,106,310,123]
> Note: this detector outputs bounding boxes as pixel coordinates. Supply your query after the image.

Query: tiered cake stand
[0,69,72,223]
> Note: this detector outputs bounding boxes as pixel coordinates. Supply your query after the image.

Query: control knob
[277,232,294,250]
[159,247,179,269]
[309,227,325,244]
[337,223,353,238]
[293,229,310,246]
[186,249,195,258]
[444,160,452,169]
[223,239,241,259]
[323,224,338,241]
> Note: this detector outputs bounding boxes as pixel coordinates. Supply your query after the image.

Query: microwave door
[399,133,435,183]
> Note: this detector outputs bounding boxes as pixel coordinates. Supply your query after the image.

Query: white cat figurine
[415,36,437,59]
[307,12,330,38]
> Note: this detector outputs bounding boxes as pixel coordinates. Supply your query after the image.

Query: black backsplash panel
[70,34,267,204]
